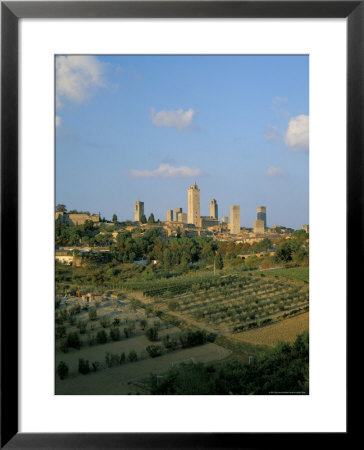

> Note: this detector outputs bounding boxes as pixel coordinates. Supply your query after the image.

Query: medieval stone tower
[187,182,200,227]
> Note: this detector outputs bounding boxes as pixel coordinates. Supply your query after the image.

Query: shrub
[77,320,87,334]
[66,332,81,350]
[92,361,101,371]
[145,327,159,342]
[140,319,148,330]
[59,339,68,353]
[100,317,111,328]
[105,352,123,368]
[88,308,97,321]
[78,358,90,375]
[59,309,69,321]
[179,330,207,348]
[57,361,69,379]
[123,326,134,338]
[127,350,138,362]
[56,325,66,339]
[87,334,96,346]
[69,304,81,316]
[109,327,120,341]
[146,345,163,358]
[112,317,120,326]
[96,329,108,344]
[162,335,179,350]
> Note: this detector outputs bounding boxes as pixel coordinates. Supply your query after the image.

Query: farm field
[232,312,309,347]
[262,266,309,283]
[56,266,309,393]
[56,343,231,395]
[55,295,231,394]
[125,270,309,336]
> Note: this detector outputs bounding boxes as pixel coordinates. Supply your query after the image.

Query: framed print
[1,1,358,447]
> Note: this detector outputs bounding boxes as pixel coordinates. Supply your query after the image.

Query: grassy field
[233,312,309,347]
[262,266,309,283]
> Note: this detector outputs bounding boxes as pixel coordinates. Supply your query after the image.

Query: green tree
[274,240,300,263]
[146,345,163,358]
[109,327,120,341]
[96,329,108,344]
[88,308,97,321]
[56,204,67,213]
[112,213,118,223]
[57,361,69,380]
[145,327,159,342]
[78,358,90,375]
[140,214,147,224]
[140,319,148,330]
[66,332,81,350]
[128,350,138,362]
[215,253,224,270]
[148,213,155,224]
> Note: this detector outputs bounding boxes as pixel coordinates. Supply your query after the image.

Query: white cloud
[56,55,107,107]
[265,165,288,178]
[150,107,196,131]
[263,124,280,141]
[285,115,309,151]
[55,116,61,127]
[130,163,202,178]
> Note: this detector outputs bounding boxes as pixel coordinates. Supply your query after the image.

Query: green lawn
[263,266,309,283]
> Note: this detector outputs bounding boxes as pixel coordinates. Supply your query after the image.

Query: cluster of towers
[135,182,267,235]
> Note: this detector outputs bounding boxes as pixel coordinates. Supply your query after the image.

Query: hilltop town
[55,182,309,395]
[56,182,308,263]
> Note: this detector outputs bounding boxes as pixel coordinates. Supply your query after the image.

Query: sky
[56,55,309,229]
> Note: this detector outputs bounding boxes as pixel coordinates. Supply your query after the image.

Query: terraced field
[125,272,309,336]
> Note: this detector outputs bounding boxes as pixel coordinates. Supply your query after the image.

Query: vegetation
[57,361,69,380]
[55,215,309,395]
[150,332,309,395]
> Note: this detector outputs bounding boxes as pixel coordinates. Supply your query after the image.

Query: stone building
[55,211,100,226]
[166,209,174,222]
[177,212,187,223]
[254,219,265,234]
[134,201,144,222]
[68,213,100,226]
[257,206,267,230]
[302,224,309,233]
[221,216,229,224]
[199,216,220,229]
[209,198,218,220]
[230,205,240,235]
[187,182,200,227]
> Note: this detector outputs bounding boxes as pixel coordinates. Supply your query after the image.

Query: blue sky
[56,55,309,229]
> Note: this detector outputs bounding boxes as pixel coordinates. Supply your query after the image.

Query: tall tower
[209,199,218,220]
[257,206,267,230]
[134,201,144,222]
[166,210,173,222]
[187,182,200,227]
[230,205,240,234]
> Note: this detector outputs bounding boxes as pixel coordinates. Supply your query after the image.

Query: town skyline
[56,55,309,228]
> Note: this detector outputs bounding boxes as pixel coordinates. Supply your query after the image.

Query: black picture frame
[1,1,357,448]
